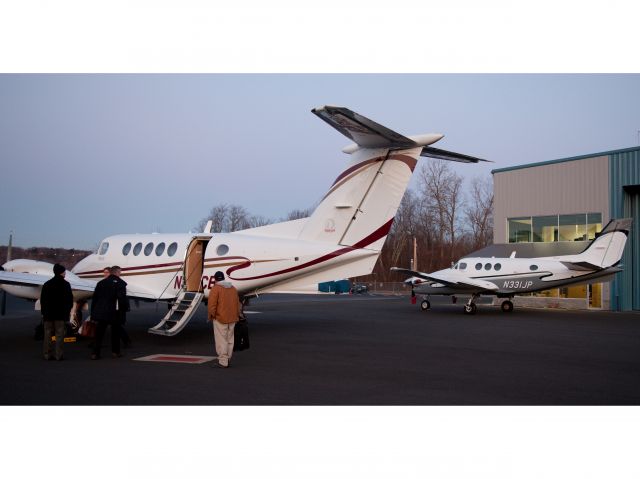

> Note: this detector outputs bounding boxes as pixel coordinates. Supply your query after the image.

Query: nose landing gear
[463,293,481,315]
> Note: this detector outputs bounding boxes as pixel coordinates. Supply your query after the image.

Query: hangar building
[491,146,640,311]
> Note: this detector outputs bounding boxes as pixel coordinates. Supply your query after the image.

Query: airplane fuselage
[70,230,382,300]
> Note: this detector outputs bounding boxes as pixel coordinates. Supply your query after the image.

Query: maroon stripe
[330,157,383,187]
[227,218,394,281]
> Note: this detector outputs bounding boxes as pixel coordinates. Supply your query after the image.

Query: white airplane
[392,218,632,314]
[1,105,486,335]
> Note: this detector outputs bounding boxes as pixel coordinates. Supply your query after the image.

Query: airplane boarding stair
[148,291,204,336]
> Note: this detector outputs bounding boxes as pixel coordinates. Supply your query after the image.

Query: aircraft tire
[463,304,477,315]
[501,300,514,313]
[420,300,431,311]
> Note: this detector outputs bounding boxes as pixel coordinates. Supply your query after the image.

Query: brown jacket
[207,282,241,324]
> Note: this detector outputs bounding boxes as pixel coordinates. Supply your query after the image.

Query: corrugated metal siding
[609,149,640,311]
[493,156,609,243]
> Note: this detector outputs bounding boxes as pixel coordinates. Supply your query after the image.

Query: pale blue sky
[1,74,639,249]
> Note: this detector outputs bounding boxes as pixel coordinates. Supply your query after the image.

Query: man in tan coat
[207,271,241,368]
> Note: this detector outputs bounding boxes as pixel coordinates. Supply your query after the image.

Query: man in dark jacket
[90,266,126,359]
[40,263,73,361]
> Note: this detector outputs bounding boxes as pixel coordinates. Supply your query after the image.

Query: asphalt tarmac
[1,293,639,405]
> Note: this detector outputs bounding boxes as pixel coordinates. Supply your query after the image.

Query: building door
[588,283,602,309]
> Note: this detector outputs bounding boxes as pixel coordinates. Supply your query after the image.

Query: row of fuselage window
[457,262,539,272]
[122,241,178,257]
[97,241,181,257]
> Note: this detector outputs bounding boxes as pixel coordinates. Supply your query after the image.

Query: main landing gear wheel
[463,303,477,315]
[501,300,514,313]
[420,300,431,311]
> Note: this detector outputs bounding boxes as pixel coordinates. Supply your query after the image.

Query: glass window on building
[508,217,532,243]
[559,214,587,241]
[587,213,603,240]
[559,284,587,299]
[532,215,558,242]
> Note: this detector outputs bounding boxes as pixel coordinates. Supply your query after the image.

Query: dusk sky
[1,74,639,249]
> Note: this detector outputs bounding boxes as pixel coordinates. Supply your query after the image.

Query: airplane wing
[0,270,159,300]
[391,267,499,291]
[0,270,96,292]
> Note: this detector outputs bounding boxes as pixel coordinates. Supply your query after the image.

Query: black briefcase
[233,318,250,351]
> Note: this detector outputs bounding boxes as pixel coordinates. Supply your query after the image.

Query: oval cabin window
[133,242,142,256]
[217,244,229,256]
[155,242,166,256]
[167,242,178,257]
[122,242,132,256]
[144,242,154,256]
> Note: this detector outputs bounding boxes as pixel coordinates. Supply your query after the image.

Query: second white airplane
[1,105,485,335]
[392,218,632,314]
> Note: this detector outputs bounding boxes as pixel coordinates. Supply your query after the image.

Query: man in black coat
[90,266,126,359]
[40,263,73,361]
[111,266,131,348]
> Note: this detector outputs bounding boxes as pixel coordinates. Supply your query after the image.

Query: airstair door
[184,237,210,292]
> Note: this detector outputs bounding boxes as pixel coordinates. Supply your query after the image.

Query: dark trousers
[93,321,120,357]
[117,313,130,346]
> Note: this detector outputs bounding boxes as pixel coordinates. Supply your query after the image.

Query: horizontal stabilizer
[560,261,601,271]
[312,105,416,149]
[420,146,489,163]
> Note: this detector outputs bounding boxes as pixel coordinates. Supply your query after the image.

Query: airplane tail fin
[561,218,633,270]
[297,106,485,251]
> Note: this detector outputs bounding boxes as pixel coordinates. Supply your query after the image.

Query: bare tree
[228,204,251,231]
[465,176,494,249]
[418,160,464,265]
[198,204,229,232]
[388,190,419,269]
[248,215,273,228]
[285,208,313,221]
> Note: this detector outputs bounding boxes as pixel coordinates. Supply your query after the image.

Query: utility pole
[413,236,418,272]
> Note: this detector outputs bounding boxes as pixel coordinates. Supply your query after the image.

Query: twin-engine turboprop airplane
[0,105,486,335]
[392,218,632,314]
